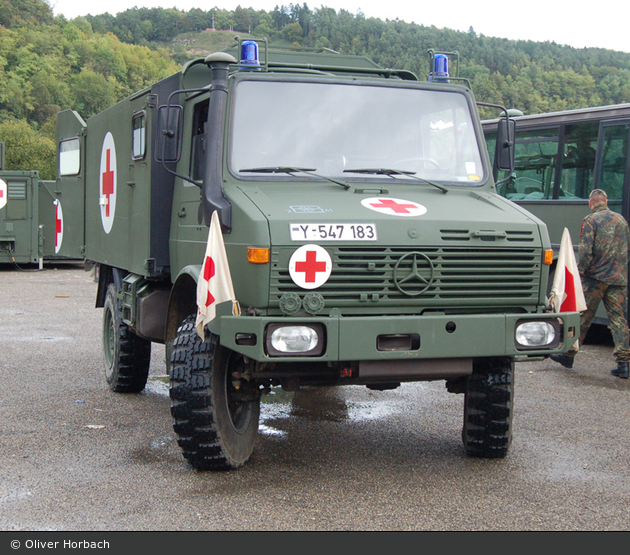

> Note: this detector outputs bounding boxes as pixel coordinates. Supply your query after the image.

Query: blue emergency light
[240,41,260,69]
[430,53,449,82]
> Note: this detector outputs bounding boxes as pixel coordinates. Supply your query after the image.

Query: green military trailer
[55,40,581,470]
[1,135,84,266]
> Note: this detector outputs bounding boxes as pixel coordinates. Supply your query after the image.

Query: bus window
[496,128,559,200]
[559,121,598,199]
[598,123,629,201]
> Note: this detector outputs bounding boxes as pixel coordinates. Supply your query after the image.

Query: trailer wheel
[102,283,151,393]
[169,315,260,470]
[462,357,514,459]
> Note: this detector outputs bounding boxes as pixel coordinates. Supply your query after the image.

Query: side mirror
[495,117,515,173]
[156,105,183,163]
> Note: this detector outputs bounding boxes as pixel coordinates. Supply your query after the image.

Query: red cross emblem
[99,132,117,234]
[0,179,6,210]
[289,244,332,289]
[102,150,114,217]
[361,197,427,217]
[54,199,63,253]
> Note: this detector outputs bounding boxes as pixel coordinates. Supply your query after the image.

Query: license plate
[290,223,378,241]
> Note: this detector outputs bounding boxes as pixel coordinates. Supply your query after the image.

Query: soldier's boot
[550,353,575,369]
[611,362,629,379]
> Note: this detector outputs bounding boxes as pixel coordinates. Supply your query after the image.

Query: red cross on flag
[195,210,241,340]
[54,199,63,253]
[289,244,332,289]
[361,197,427,217]
[550,227,586,315]
[0,179,7,210]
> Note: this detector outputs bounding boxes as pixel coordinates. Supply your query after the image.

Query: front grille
[270,245,541,310]
[440,229,536,243]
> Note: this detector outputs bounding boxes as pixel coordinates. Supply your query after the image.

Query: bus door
[594,119,630,218]
[594,119,630,322]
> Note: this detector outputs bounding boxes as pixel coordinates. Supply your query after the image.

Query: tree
[233,5,252,33]
[0,118,56,179]
[282,21,303,45]
[1,0,53,28]
[70,68,116,119]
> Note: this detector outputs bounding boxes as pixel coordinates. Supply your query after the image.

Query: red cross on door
[289,244,332,289]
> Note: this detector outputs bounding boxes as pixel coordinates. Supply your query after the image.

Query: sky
[48,0,630,54]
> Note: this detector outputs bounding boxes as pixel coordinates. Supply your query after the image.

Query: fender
[165,264,202,353]
[95,265,125,308]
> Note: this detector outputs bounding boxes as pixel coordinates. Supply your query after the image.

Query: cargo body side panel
[84,75,179,278]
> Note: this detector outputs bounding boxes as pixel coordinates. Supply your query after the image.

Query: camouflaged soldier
[551,189,630,378]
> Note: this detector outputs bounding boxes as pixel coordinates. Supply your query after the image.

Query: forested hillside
[2,0,630,178]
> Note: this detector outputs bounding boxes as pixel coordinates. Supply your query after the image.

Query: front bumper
[217,311,581,363]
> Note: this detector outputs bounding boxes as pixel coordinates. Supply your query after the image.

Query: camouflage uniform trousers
[568,275,630,363]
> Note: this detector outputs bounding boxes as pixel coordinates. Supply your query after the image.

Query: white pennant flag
[195,210,240,340]
[550,227,587,314]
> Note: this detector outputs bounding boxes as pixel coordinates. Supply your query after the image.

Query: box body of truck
[56,42,581,469]
[0,167,83,265]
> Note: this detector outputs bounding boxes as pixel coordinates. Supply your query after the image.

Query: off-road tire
[462,357,514,459]
[169,315,260,470]
[102,283,151,393]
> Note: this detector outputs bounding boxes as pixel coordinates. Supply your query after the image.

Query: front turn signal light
[543,249,553,265]
[247,247,270,264]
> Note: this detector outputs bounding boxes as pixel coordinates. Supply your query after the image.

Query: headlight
[265,324,325,357]
[515,320,560,350]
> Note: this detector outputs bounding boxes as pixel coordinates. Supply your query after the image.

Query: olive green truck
[54,40,580,470]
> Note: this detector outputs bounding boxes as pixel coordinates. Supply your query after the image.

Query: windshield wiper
[343,168,448,194]
[240,166,350,189]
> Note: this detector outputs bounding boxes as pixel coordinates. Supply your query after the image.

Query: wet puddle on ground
[146,376,398,437]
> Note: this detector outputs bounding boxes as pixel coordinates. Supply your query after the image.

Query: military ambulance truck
[56,40,580,470]
[0,137,84,266]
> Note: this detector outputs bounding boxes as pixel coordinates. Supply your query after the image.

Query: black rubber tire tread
[102,284,151,393]
[462,357,514,459]
[169,315,260,471]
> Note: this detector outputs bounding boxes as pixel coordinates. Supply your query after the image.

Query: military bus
[483,103,630,324]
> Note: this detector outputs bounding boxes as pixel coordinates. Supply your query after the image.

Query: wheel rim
[103,305,115,377]
[223,352,255,434]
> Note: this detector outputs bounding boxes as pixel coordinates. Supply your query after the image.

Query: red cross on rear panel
[55,203,62,248]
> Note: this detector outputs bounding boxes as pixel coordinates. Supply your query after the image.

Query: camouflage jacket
[578,204,630,286]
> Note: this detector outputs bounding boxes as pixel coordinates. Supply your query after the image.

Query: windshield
[230,80,485,185]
